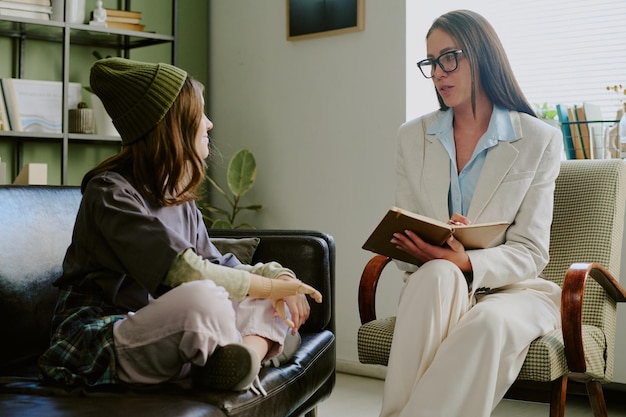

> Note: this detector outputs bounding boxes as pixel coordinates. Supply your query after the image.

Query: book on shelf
[362,207,510,265]
[105,21,145,32]
[6,0,51,5]
[104,8,141,19]
[0,6,50,19]
[106,15,141,24]
[575,105,592,159]
[0,0,51,13]
[566,106,586,159]
[1,78,81,133]
[556,104,575,159]
[582,101,606,159]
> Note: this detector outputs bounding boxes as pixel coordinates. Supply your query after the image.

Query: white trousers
[112,280,288,384]
[380,260,561,417]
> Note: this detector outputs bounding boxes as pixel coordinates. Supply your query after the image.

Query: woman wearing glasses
[380,10,562,417]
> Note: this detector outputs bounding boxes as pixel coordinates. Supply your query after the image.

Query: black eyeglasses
[416,50,464,79]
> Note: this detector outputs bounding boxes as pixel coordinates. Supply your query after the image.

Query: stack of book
[0,0,52,20]
[104,8,144,32]
[556,102,614,160]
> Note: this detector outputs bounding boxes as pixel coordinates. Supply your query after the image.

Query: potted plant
[534,102,559,128]
[198,148,262,229]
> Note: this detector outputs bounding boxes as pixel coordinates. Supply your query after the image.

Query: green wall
[0,0,208,185]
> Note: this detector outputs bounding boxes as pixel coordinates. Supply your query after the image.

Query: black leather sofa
[0,185,336,417]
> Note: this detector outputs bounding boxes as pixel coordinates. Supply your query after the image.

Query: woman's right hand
[448,213,471,226]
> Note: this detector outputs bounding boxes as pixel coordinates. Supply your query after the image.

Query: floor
[318,373,626,417]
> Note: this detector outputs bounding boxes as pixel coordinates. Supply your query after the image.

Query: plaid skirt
[38,286,126,386]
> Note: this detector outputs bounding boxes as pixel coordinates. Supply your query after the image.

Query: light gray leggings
[112,280,288,384]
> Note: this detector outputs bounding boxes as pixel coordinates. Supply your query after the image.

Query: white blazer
[395,109,563,295]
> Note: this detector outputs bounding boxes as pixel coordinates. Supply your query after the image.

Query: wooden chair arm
[358,255,393,324]
[561,262,626,372]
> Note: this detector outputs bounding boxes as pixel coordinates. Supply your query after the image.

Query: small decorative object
[605,84,626,157]
[619,103,626,158]
[89,0,106,27]
[197,149,263,229]
[13,163,47,185]
[68,102,94,134]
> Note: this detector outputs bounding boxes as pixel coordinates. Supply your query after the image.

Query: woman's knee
[165,280,233,318]
[399,260,469,312]
[407,259,468,293]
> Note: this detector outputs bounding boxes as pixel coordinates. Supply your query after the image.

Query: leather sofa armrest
[209,229,335,334]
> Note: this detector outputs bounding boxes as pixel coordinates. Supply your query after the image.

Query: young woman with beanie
[38,58,321,394]
[379,10,562,417]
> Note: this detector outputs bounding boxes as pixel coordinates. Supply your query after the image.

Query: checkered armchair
[357,159,626,417]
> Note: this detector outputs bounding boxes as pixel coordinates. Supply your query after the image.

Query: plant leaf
[234,222,256,229]
[206,176,229,199]
[211,219,234,229]
[203,206,230,217]
[239,204,263,212]
[227,149,257,197]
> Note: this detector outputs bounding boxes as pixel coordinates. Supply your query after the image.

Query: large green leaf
[227,149,257,197]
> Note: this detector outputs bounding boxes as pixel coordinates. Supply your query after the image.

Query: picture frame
[287,0,365,41]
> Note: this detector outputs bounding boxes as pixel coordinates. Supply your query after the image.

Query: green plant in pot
[198,148,262,229]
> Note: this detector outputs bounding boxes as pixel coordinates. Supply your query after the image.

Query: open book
[362,207,509,265]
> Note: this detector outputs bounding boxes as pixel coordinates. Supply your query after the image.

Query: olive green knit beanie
[90,57,187,145]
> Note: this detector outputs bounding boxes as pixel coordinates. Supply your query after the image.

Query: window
[407,0,626,121]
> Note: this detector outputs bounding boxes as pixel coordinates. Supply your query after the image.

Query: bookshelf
[0,0,178,185]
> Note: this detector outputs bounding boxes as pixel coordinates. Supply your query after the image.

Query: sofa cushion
[210,237,260,264]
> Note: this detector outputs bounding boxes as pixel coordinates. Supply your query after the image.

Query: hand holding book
[448,213,471,227]
[362,207,509,265]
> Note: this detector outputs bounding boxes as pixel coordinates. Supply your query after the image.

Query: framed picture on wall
[287,0,365,41]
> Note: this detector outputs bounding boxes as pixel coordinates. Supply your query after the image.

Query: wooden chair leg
[585,380,607,417]
[549,375,567,417]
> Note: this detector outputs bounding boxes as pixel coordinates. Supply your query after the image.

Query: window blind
[478,0,626,120]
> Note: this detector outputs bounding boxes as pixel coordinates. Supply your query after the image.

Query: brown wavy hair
[81,77,206,206]
[427,10,536,117]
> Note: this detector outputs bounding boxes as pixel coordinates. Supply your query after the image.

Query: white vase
[619,104,626,159]
[51,0,86,24]
[91,94,119,137]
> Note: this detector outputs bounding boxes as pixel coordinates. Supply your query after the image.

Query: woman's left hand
[391,230,472,271]
[281,294,311,335]
[272,275,312,334]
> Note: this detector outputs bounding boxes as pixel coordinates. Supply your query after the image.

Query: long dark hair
[427,10,536,117]
[81,77,207,206]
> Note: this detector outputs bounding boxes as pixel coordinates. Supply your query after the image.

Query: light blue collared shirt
[426,105,516,217]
